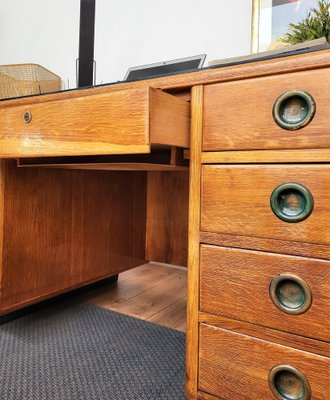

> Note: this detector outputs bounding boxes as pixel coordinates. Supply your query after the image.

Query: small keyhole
[23,111,32,123]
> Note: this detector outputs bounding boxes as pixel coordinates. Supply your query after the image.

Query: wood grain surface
[104,268,186,321]
[197,391,222,400]
[186,86,203,399]
[0,87,149,157]
[199,312,330,359]
[200,245,330,343]
[78,262,187,332]
[0,161,146,314]
[201,149,330,163]
[203,68,330,151]
[15,163,188,172]
[200,231,330,260]
[199,324,330,400]
[17,149,189,171]
[1,50,330,399]
[201,165,330,246]
[0,87,189,158]
[149,88,190,148]
[1,50,330,109]
[0,161,4,297]
[146,171,189,266]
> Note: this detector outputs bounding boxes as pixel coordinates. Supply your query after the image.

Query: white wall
[0,0,80,89]
[95,0,253,83]
[0,1,252,88]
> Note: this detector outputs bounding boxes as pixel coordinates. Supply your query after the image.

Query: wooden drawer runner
[203,67,330,151]
[0,87,189,157]
[199,324,330,400]
[201,165,330,246]
[200,245,330,343]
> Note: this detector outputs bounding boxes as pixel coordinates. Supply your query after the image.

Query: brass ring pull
[273,90,315,130]
[269,273,312,315]
[270,182,314,223]
[269,365,311,400]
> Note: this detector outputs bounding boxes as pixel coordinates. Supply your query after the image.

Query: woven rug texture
[0,303,186,400]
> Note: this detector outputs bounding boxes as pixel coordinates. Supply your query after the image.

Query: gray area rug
[0,303,186,400]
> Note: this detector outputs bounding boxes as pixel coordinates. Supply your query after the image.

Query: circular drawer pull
[270,182,314,223]
[269,273,312,315]
[269,365,311,400]
[273,90,315,130]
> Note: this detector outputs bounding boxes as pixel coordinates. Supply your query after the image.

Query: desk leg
[0,160,146,315]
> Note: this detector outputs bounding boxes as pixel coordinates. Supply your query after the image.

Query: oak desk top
[1,49,330,161]
[2,49,330,108]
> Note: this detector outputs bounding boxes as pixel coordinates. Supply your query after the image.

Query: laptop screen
[124,55,206,82]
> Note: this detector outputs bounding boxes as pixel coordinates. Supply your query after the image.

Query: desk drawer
[203,68,330,151]
[200,245,330,343]
[201,165,330,246]
[199,324,330,400]
[0,87,190,157]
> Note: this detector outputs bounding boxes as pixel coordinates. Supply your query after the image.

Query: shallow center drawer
[0,87,190,157]
[200,245,330,343]
[199,324,330,400]
[201,164,330,246]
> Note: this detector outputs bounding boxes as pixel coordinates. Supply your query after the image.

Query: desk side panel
[146,171,189,267]
[0,161,146,313]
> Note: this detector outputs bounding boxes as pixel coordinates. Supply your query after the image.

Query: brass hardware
[273,90,315,130]
[23,111,32,123]
[270,182,314,223]
[269,365,311,400]
[269,273,312,315]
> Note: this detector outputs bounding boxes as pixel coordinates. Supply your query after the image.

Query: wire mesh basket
[0,63,61,100]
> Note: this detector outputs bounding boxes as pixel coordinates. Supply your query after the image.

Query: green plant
[282,0,330,44]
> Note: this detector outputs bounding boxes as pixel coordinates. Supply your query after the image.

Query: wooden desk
[1,50,330,399]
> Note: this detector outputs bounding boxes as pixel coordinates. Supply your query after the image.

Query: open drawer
[0,87,190,158]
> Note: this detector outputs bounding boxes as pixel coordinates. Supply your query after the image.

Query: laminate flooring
[77,263,187,332]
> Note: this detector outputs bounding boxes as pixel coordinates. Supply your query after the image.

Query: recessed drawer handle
[269,273,312,315]
[273,90,315,130]
[270,182,314,223]
[269,365,311,400]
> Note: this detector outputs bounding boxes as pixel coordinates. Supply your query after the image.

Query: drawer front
[199,324,330,400]
[198,391,222,400]
[203,68,330,151]
[200,245,330,342]
[201,165,330,246]
[0,87,189,157]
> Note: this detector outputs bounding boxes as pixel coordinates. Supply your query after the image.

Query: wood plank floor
[77,263,187,332]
